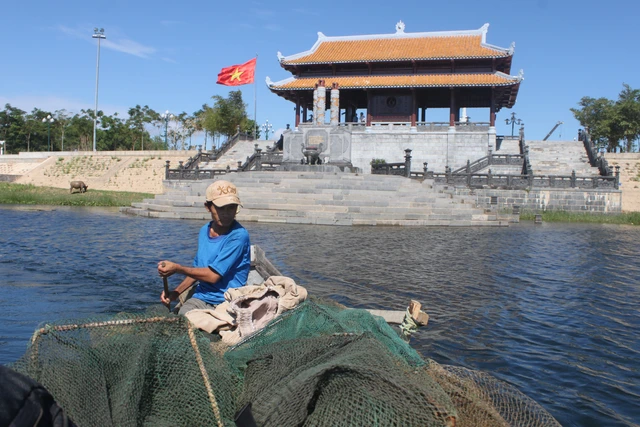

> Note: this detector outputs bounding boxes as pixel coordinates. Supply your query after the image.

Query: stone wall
[283,125,495,173]
[352,129,492,173]
[468,187,622,213]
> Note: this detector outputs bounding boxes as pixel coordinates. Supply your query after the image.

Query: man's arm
[158,261,222,304]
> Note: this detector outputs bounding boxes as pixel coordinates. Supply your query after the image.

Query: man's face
[209,203,238,228]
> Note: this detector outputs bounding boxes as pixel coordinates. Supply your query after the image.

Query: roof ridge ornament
[277,51,284,62]
[518,69,525,81]
[395,21,406,34]
[265,76,273,86]
[508,42,515,55]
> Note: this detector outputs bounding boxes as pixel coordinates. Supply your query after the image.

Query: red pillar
[490,89,496,127]
[411,90,417,127]
[449,89,456,127]
[366,90,371,126]
[295,101,301,127]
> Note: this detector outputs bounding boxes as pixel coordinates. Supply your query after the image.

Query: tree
[23,109,42,152]
[203,90,249,139]
[572,84,640,152]
[615,84,640,152]
[55,109,71,151]
[127,105,156,150]
[571,96,617,151]
[0,104,27,154]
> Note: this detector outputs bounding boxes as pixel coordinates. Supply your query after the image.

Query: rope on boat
[30,316,183,344]
[188,324,224,427]
[399,307,419,340]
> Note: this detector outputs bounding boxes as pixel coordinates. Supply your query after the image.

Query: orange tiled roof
[283,35,508,64]
[269,73,518,91]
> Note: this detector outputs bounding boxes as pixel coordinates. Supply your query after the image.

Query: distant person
[277,133,284,150]
[159,180,251,315]
[359,112,366,123]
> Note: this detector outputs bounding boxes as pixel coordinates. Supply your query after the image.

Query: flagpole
[254,54,258,141]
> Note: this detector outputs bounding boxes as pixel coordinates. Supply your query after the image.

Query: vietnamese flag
[216,58,256,86]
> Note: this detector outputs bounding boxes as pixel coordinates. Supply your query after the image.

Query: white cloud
[56,25,156,59]
[102,38,156,58]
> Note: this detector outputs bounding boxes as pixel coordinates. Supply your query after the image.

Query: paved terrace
[121,171,515,226]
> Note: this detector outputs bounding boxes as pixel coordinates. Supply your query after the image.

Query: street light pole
[42,115,54,151]
[261,119,273,140]
[92,28,106,152]
[505,112,523,137]
[161,111,173,150]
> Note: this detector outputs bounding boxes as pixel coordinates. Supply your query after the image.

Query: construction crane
[543,121,563,141]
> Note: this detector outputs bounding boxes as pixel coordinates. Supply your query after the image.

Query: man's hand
[158,260,180,277]
[160,289,179,306]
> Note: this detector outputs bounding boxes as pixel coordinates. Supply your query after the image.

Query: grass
[520,210,640,225]
[0,183,153,207]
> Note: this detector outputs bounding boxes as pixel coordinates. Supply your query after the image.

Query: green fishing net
[9,299,560,427]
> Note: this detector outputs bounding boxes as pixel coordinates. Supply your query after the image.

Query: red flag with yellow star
[216,58,256,86]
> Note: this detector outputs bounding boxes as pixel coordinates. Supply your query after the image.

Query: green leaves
[572,84,640,153]
[203,90,252,139]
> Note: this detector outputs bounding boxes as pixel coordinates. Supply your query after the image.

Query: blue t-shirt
[191,220,251,305]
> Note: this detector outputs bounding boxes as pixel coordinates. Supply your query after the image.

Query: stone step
[125,171,507,226]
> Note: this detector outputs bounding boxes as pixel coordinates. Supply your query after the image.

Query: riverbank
[520,210,640,225]
[1,151,639,216]
[0,182,153,207]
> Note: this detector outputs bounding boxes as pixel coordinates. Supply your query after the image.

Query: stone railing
[582,132,614,177]
[164,132,253,179]
[450,154,524,175]
[238,145,283,172]
[165,162,229,180]
[165,143,283,180]
[371,149,413,177]
[334,121,491,132]
[420,169,619,190]
[374,144,620,190]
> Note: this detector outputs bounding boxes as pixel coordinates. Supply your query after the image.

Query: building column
[488,88,497,153]
[316,80,326,125]
[421,107,426,122]
[490,89,496,127]
[312,85,318,124]
[295,100,301,128]
[330,82,340,126]
[411,89,417,131]
[366,89,372,127]
[303,106,308,123]
[449,89,456,127]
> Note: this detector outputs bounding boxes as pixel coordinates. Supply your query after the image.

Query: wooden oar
[161,262,170,311]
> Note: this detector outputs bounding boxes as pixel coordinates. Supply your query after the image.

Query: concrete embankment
[2,150,198,194]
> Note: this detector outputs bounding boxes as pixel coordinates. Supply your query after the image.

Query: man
[159,180,251,315]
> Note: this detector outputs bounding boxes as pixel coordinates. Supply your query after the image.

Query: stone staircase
[121,171,514,226]
[527,140,600,176]
[198,139,275,171]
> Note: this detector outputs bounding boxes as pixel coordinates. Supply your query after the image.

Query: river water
[0,205,638,426]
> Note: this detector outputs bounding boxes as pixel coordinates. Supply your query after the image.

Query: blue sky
[1,0,638,147]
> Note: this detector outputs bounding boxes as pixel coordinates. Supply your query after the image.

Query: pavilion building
[267,22,523,173]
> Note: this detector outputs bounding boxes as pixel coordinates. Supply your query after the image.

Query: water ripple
[1,207,639,426]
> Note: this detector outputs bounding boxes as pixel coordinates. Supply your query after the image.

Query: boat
[170,245,430,338]
[8,245,561,427]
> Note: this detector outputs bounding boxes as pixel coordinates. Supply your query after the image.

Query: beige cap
[205,180,242,207]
